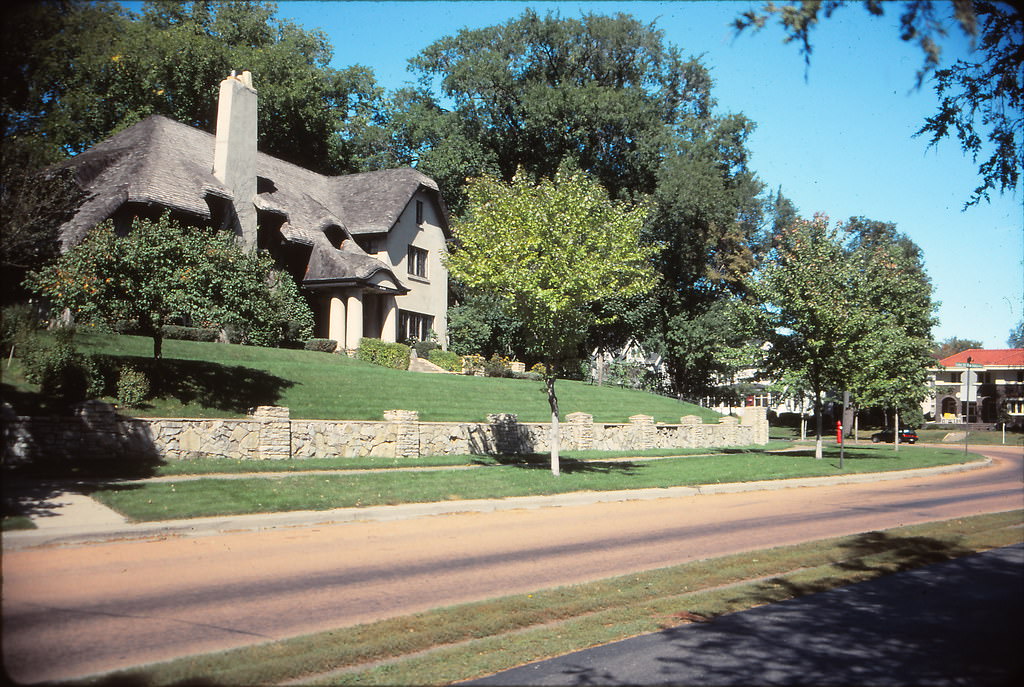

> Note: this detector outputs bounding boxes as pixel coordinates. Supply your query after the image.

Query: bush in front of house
[304,338,338,353]
[483,353,513,378]
[20,327,100,401]
[427,348,462,372]
[357,338,411,370]
[162,325,219,342]
[117,365,150,407]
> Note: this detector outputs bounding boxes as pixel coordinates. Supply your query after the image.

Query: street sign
[954,362,984,367]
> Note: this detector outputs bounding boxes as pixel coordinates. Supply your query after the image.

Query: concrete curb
[1,457,993,551]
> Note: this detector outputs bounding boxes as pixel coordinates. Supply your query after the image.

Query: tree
[932,336,984,359]
[748,215,879,459]
[446,167,659,475]
[1,0,389,175]
[0,137,85,304]
[26,214,313,359]
[391,10,769,395]
[842,218,937,447]
[734,0,1022,207]
[1008,321,1024,347]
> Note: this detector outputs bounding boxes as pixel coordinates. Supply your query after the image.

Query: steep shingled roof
[55,115,440,288]
[936,349,1024,367]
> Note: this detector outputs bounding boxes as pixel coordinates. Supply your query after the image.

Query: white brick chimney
[213,70,258,250]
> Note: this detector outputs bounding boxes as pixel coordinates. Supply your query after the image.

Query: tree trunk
[545,374,560,476]
[894,409,900,453]
[814,389,823,460]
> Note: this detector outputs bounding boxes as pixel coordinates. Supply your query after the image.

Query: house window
[415,200,424,225]
[407,246,428,278]
[398,310,433,342]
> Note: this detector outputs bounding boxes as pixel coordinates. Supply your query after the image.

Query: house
[928,349,1024,425]
[54,71,450,350]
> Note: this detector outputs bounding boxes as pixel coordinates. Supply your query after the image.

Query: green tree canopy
[447,167,659,474]
[26,214,313,359]
[1,0,388,174]
[932,336,985,359]
[390,9,768,394]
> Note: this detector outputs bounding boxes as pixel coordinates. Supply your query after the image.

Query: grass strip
[91,445,985,521]
[76,510,1023,686]
[148,446,792,477]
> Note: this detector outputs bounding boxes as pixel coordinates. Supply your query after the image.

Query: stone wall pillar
[742,405,769,445]
[566,412,594,451]
[252,405,291,460]
[629,414,656,450]
[384,409,420,458]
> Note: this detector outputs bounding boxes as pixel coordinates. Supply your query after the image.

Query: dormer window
[415,200,424,225]
[325,226,345,249]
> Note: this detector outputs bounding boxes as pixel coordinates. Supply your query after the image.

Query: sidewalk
[1,456,992,551]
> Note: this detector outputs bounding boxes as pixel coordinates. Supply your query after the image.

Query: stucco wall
[385,189,448,343]
[2,403,768,465]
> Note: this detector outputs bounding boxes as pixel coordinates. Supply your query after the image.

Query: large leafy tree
[842,218,937,442]
[447,167,659,475]
[391,10,713,213]
[750,214,937,457]
[26,214,313,359]
[734,0,1022,207]
[391,10,767,392]
[749,215,878,459]
[1,0,388,175]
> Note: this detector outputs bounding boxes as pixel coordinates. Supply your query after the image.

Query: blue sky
[276,1,1021,347]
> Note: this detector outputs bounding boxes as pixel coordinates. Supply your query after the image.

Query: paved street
[469,544,1024,686]
[2,445,1021,683]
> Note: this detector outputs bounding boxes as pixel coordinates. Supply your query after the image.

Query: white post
[327,290,346,348]
[381,295,398,343]
[345,289,364,351]
[894,410,900,452]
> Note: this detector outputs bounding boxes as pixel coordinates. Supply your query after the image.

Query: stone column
[345,288,364,351]
[384,409,420,458]
[566,412,594,451]
[741,405,769,445]
[327,289,346,347]
[629,414,656,450]
[252,405,291,460]
[381,295,398,343]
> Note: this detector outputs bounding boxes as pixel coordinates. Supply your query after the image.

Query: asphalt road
[2,445,1022,684]
[468,543,1024,686]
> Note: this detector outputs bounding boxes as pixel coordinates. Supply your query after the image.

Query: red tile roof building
[929,349,1024,425]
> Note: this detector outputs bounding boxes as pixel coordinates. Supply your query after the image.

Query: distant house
[928,349,1024,425]
[54,71,450,350]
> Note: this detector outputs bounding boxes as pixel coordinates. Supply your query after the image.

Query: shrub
[304,338,338,353]
[462,354,485,375]
[411,338,439,359]
[20,328,96,401]
[357,338,411,370]
[1,303,39,356]
[483,353,512,378]
[162,325,219,342]
[530,362,547,377]
[117,365,150,408]
[427,348,462,372]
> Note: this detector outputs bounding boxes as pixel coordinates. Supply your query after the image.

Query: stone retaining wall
[2,402,768,464]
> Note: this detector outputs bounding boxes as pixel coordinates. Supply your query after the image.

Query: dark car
[871,428,918,444]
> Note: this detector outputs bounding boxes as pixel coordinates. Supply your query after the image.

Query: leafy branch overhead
[734,0,1022,207]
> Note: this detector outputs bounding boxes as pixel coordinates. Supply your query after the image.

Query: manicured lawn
[92,445,983,522]
[3,331,720,424]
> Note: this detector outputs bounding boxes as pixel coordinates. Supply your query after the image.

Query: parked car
[871,428,918,444]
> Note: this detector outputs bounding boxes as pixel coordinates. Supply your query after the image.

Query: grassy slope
[3,332,720,424]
